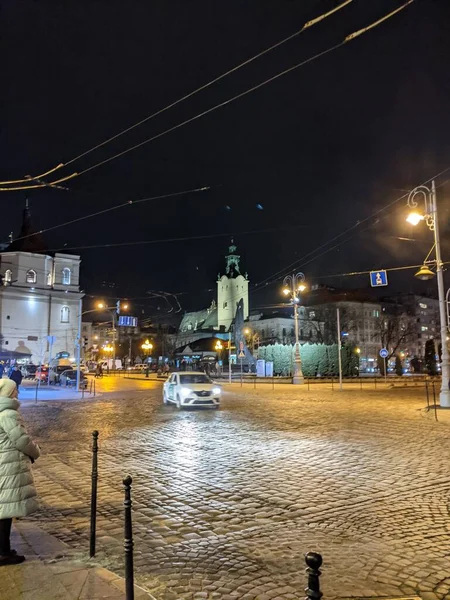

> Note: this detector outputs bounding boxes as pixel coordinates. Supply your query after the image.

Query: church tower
[217,240,249,331]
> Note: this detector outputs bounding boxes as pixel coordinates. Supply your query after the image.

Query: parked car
[163,371,221,409]
[50,365,75,385]
[22,364,38,379]
[60,369,88,389]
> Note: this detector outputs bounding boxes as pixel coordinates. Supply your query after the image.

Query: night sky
[3,0,450,316]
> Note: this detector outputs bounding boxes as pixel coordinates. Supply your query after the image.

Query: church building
[176,241,248,345]
[0,204,83,365]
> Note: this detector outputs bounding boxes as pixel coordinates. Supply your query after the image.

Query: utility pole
[337,308,343,391]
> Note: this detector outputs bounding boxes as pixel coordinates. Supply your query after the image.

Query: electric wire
[0,1,352,189]
[5,186,210,245]
[63,0,353,169]
[252,164,450,291]
[47,224,309,253]
[0,1,413,191]
[75,2,414,177]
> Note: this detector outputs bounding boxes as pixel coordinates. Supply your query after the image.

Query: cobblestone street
[19,378,450,599]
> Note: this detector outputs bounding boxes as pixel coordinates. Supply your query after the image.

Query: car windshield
[179,374,211,384]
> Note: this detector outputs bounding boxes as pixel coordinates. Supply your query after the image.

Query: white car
[163,372,221,409]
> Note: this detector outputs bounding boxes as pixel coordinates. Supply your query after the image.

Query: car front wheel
[176,394,181,409]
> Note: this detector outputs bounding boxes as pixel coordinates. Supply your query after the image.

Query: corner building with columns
[0,205,83,365]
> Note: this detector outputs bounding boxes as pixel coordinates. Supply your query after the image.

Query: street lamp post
[406,180,450,407]
[97,303,118,372]
[215,341,223,373]
[141,339,153,376]
[283,272,306,385]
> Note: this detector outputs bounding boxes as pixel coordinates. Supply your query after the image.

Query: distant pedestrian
[0,379,40,564]
[9,366,23,391]
[95,364,103,378]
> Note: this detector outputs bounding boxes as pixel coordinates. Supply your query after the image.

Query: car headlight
[212,387,221,395]
[180,387,192,397]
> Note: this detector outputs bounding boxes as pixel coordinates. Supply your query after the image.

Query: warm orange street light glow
[122,303,129,310]
[141,340,153,352]
[215,341,223,351]
[97,302,105,309]
[282,288,290,296]
[406,212,424,226]
[298,284,306,292]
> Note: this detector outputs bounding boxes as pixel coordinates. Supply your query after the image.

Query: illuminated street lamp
[95,301,129,372]
[141,339,153,357]
[406,180,450,406]
[282,272,307,384]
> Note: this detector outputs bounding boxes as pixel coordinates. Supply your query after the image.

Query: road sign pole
[385,357,387,385]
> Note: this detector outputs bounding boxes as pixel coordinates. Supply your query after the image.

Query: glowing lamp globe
[406,212,424,226]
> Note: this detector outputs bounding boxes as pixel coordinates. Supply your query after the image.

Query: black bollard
[305,552,323,600]
[89,431,99,557]
[123,475,134,600]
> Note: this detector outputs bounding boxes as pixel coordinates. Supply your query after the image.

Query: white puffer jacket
[0,396,40,519]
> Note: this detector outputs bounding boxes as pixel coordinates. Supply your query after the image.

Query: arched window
[60,306,70,323]
[26,269,37,284]
[47,272,52,286]
[62,268,71,285]
[4,270,12,285]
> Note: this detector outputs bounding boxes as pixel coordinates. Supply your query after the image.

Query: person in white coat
[0,379,40,565]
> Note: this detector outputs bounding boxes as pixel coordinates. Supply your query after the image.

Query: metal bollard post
[305,551,323,600]
[425,379,430,410]
[254,376,256,389]
[123,476,134,600]
[89,431,99,557]
[94,380,96,397]
[360,377,362,391]
[307,378,310,391]
[374,377,377,389]
[272,375,274,390]
[331,377,334,391]
[89,379,93,395]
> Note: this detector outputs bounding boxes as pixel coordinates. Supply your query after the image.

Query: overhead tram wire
[74,2,414,178]
[0,2,414,191]
[0,1,353,190]
[47,224,309,253]
[3,186,210,246]
[7,1,413,190]
[63,1,353,168]
[251,161,450,292]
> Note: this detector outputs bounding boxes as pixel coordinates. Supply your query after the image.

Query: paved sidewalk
[19,382,99,403]
[1,520,153,600]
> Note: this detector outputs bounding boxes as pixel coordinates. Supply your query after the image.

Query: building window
[421,325,428,332]
[26,269,37,284]
[61,306,70,323]
[419,302,427,309]
[62,268,71,285]
[309,311,315,318]
[372,310,380,318]
[4,270,11,285]
[47,272,52,286]
[223,301,228,309]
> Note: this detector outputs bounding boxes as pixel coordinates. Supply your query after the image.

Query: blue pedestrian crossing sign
[370,270,388,287]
